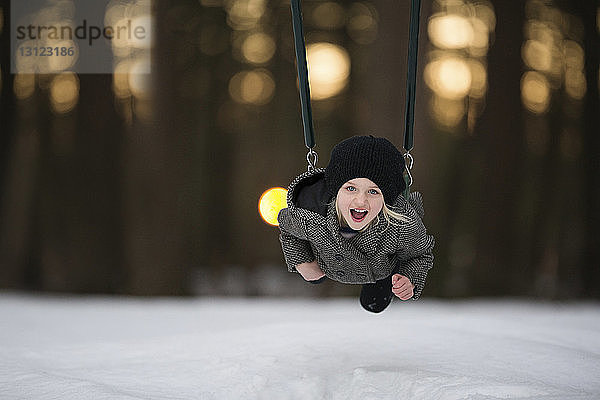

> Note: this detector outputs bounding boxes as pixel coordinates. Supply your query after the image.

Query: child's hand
[296,261,326,282]
[392,274,414,300]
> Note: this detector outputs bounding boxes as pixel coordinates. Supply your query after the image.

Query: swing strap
[403,0,421,194]
[291,0,421,177]
[290,0,317,171]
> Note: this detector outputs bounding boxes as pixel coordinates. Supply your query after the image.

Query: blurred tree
[0,0,13,193]
[40,74,124,293]
[0,0,18,286]
[0,72,125,293]
[574,0,600,297]
[362,0,411,142]
[121,0,205,295]
[469,1,525,296]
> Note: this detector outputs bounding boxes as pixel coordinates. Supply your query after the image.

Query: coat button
[335,254,343,262]
[336,270,345,277]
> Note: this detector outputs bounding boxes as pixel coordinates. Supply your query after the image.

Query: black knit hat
[325,135,406,204]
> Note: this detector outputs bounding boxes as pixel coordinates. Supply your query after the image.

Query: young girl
[278,135,434,313]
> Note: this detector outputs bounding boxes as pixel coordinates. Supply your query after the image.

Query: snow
[1,293,599,400]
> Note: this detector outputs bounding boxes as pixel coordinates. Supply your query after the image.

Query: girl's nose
[354,193,368,206]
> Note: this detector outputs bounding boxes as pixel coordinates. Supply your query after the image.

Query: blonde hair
[334,197,409,233]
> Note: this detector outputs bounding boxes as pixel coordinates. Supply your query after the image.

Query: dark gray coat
[277,168,435,299]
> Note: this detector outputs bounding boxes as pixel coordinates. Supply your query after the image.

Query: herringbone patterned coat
[278,168,434,299]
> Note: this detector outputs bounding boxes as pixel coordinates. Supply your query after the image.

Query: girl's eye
[346,186,356,192]
[369,189,379,195]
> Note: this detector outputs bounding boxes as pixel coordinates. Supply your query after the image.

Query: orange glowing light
[259,187,288,226]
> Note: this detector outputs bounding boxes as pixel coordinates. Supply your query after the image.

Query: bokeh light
[225,0,266,31]
[50,72,80,114]
[425,56,472,100]
[563,40,584,70]
[11,0,79,74]
[563,40,586,100]
[426,0,495,130]
[111,18,135,50]
[259,187,288,226]
[128,58,152,99]
[346,2,378,45]
[467,17,490,57]
[104,1,128,27]
[428,14,474,49]
[564,69,586,100]
[229,69,276,105]
[14,11,79,74]
[430,96,466,129]
[241,32,276,65]
[522,40,552,72]
[129,15,153,49]
[13,73,36,100]
[48,40,78,72]
[312,2,346,30]
[106,0,153,121]
[467,59,487,99]
[524,20,555,48]
[306,42,351,100]
[521,0,586,114]
[113,59,133,99]
[473,2,496,30]
[521,71,550,114]
[15,41,39,74]
[105,0,153,54]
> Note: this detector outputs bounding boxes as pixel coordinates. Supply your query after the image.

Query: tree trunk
[471,1,525,296]
[579,0,600,297]
[122,0,190,295]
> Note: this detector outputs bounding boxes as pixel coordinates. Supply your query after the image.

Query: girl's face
[336,178,384,230]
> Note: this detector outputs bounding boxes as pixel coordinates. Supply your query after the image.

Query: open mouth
[350,208,368,223]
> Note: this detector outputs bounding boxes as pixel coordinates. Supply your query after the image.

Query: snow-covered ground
[1,293,599,400]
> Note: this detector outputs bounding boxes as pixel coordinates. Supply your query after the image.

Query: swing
[259,0,422,226]
[290,0,421,199]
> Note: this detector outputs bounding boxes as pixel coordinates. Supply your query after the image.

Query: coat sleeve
[396,192,435,300]
[277,208,315,272]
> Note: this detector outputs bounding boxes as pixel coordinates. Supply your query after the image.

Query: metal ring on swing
[404,152,414,187]
[306,148,318,172]
[405,152,414,170]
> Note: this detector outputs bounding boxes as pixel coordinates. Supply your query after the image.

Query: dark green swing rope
[290,0,317,171]
[290,0,422,182]
[403,0,422,198]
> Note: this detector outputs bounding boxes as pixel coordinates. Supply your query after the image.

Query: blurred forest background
[0,0,598,299]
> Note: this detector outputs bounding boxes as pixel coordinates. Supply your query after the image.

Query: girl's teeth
[350,209,368,221]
